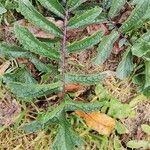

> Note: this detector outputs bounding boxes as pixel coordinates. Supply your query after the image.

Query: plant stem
[61,10,68,100]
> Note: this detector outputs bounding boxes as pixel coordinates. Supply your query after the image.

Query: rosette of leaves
[0,0,112,149]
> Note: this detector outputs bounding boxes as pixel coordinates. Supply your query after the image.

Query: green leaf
[143,61,150,97]
[132,42,150,58]
[114,136,122,150]
[24,99,104,133]
[37,0,65,18]
[115,121,128,134]
[3,66,37,84]
[18,0,63,37]
[108,99,132,119]
[7,82,61,99]
[116,49,133,80]
[68,6,102,30]
[67,0,87,11]
[30,57,54,73]
[0,6,7,15]
[52,114,84,150]
[24,103,65,133]
[141,124,150,135]
[65,99,105,112]
[93,30,119,65]
[65,71,110,85]
[119,0,150,33]
[15,25,60,60]
[23,121,45,133]
[127,140,149,149]
[0,43,31,59]
[67,30,104,53]
[108,0,126,18]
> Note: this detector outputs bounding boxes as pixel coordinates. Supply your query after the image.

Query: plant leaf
[119,0,150,33]
[65,99,105,112]
[52,113,84,150]
[68,7,102,30]
[7,82,61,99]
[67,30,104,53]
[141,124,150,135]
[18,0,63,37]
[127,140,149,149]
[30,57,54,73]
[116,49,133,80]
[75,111,115,135]
[3,66,37,84]
[67,0,87,11]
[15,25,60,60]
[93,30,119,65]
[132,42,150,58]
[115,121,128,134]
[37,0,65,19]
[108,99,132,119]
[143,61,150,97]
[65,71,110,85]
[108,0,126,18]
[0,43,31,59]
[0,6,7,15]
[114,136,122,150]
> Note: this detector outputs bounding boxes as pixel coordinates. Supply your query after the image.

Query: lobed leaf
[93,30,119,65]
[52,115,84,150]
[18,0,63,37]
[3,66,37,84]
[65,99,105,112]
[116,49,133,80]
[108,0,126,18]
[0,43,31,59]
[67,30,104,53]
[119,0,150,33]
[68,6,102,30]
[65,72,110,85]
[37,0,65,19]
[15,25,60,60]
[7,82,61,99]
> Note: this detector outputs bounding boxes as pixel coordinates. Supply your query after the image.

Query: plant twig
[60,10,68,100]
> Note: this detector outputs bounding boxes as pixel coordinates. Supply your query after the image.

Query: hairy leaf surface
[108,0,126,18]
[93,30,119,65]
[7,82,61,99]
[65,72,110,85]
[18,0,63,37]
[67,30,104,53]
[68,7,102,29]
[15,25,60,60]
[116,49,133,80]
[67,0,87,11]
[37,0,65,18]
[120,0,149,33]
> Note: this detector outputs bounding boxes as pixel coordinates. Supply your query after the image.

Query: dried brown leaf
[0,61,10,76]
[75,111,115,135]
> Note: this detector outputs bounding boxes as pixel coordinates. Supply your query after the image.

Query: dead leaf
[87,24,109,35]
[75,111,115,135]
[65,84,86,92]
[0,99,21,126]
[0,61,10,76]
[112,42,125,54]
